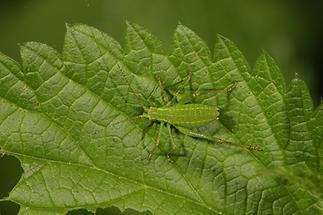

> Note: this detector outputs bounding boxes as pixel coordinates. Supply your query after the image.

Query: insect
[113,65,261,160]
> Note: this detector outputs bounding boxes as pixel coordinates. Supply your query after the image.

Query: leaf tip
[65,23,73,31]
[125,20,131,27]
[258,49,277,65]
[290,73,305,89]
[18,41,43,51]
[18,42,32,53]
[17,42,25,48]
[215,34,234,49]
[65,23,90,33]
[260,49,270,57]
[175,21,188,32]
[215,34,233,47]
[294,72,299,80]
[216,34,227,41]
[125,21,140,32]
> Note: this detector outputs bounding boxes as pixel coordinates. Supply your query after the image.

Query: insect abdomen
[147,104,219,129]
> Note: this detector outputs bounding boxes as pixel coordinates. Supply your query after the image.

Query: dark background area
[0,0,322,214]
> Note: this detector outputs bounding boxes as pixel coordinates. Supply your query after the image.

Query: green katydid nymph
[114,65,261,160]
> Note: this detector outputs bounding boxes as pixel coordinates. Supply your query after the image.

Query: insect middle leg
[166,123,177,162]
[146,122,164,160]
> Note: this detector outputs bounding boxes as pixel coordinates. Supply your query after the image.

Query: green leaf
[0,23,322,215]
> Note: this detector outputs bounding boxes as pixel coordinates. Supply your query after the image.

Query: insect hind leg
[175,126,262,151]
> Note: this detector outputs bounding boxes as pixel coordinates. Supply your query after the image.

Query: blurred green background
[0,0,322,214]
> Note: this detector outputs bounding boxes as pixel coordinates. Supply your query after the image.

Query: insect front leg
[172,72,192,98]
[145,122,164,160]
[140,120,154,147]
[155,75,171,104]
[155,72,193,106]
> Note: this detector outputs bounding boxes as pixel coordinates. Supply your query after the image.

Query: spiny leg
[146,122,165,160]
[155,75,171,104]
[175,126,262,151]
[165,72,193,106]
[172,72,192,98]
[155,72,193,106]
[192,81,239,98]
[140,120,154,145]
